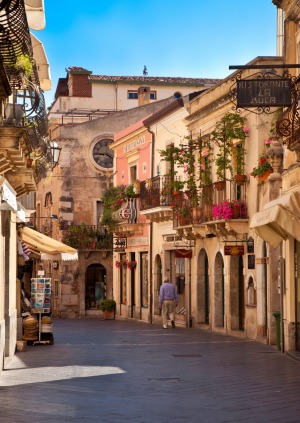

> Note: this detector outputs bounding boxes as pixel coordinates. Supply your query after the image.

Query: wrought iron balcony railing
[63,224,113,251]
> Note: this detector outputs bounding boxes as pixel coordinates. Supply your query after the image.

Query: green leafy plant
[98,299,116,312]
[15,54,33,77]
[250,155,273,178]
[211,112,247,180]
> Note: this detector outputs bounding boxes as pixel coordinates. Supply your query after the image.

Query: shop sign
[224,245,244,256]
[124,136,145,153]
[237,78,291,108]
[175,249,192,258]
[127,236,148,246]
[1,179,17,211]
[113,237,127,252]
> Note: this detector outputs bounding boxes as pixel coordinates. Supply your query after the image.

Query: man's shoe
[163,326,167,329]
[171,320,175,329]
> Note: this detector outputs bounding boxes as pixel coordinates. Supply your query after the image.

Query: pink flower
[265,139,272,145]
[243,127,249,133]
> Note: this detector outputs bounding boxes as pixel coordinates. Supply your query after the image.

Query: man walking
[159,276,178,329]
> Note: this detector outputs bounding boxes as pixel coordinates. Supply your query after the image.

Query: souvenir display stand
[30,278,53,345]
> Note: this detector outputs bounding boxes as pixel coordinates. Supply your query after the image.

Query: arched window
[247,277,256,306]
[174,91,182,99]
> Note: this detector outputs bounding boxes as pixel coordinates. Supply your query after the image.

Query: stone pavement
[1,318,300,423]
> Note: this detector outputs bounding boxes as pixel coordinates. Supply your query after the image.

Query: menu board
[31,278,51,313]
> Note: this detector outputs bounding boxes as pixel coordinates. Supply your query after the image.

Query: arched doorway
[197,249,209,324]
[85,264,107,309]
[214,252,224,327]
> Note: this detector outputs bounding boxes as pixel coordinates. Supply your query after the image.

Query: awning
[18,227,78,261]
[30,33,51,91]
[250,191,300,248]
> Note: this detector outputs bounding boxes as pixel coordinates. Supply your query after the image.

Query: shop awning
[250,191,300,248]
[18,227,78,261]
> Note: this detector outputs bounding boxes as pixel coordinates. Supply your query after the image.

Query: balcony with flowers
[100,184,145,237]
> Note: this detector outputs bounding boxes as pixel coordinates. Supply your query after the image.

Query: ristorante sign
[236,78,291,108]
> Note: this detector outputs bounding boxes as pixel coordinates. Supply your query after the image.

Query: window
[128,91,138,99]
[130,165,137,183]
[128,90,156,100]
[174,92,182,99]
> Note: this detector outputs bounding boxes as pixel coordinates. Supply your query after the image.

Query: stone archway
[197,249,209,324]
[85,264,107,309]
[214,252,224,328]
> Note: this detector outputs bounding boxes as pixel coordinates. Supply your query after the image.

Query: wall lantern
[247,237,254,253]
[49,140,62,168]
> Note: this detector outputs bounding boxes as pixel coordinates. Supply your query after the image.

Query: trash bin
[272,311,281,350]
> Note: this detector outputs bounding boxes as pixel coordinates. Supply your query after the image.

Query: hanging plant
[15,54,33,78]
[127,260,137,270]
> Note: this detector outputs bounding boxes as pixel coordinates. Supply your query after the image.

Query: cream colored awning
[19,226,78,261]
[250,191,300,248]
[30,33,51,91]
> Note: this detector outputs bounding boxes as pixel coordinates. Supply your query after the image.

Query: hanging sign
[224,245,244,256]
[236,79,291,108]
[175,249,192,258]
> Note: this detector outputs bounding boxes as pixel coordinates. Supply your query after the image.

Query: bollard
[272,311,281,350]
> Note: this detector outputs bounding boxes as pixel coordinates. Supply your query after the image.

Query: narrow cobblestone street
[1,319,300,423]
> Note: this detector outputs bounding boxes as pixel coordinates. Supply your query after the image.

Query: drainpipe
[147,125,155,324]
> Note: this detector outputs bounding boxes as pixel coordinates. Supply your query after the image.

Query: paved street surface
[1,318,300,423]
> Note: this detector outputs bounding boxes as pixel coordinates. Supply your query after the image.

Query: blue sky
[33,0,278,108]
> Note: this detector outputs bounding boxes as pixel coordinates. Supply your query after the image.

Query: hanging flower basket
[127,260,137,270]
[234,174,247,185]
[115,261,121,269]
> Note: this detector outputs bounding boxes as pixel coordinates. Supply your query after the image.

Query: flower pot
[214,180,226,191]
[257,169,273,182]
[103,310,115,320]
[179,216,190,226]
[231,205,241,219]
[234,174,247,185]
[192,207,202,224]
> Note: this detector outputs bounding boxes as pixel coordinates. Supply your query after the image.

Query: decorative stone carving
[266,135,284,180]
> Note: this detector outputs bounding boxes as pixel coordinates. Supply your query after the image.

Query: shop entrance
[85,264,107,309]
[296,241,300,351]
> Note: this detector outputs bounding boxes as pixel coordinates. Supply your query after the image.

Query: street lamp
[49,140,62,168]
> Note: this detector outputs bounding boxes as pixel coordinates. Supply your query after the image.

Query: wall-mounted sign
[175,249,192,259]
[237,78,291,108]
[127,236,148,246]
[113,237,127,252]
[224,245,244,256]
[248,254,255,269]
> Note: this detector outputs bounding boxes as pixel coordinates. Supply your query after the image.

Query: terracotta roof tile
[89,74,220,86]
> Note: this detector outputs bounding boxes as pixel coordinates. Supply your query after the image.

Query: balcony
[139,175,173,222]
[143,178,249,238]
[0,0,49,194]
[112,198,146,237]
[62,224,113,252]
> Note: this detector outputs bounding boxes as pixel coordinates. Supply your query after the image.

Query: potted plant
[98,299,116,320]
[250,154,273,182]
[212,199,247,220]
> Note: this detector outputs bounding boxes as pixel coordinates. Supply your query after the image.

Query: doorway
[85,264,107,309]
